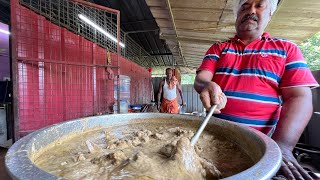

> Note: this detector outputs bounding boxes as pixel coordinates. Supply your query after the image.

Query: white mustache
[241,15,258,23]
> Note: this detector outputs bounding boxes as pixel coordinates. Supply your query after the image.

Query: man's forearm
[194,70,214,94]
[194,76,210,94]
[272,95,313,151]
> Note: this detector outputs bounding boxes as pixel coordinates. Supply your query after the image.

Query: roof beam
[150,53,173,56]
[160,34,218,44]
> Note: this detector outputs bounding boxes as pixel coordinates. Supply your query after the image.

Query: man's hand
[199,81,227,114]
[274,148,313,180]
[194,70,227,114]
[157,102,161,110]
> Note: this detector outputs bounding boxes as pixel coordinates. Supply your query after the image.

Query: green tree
[299,32,320,71]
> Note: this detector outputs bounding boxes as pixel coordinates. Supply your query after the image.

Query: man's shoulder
[268,37,298,47]
[208,40,233,49]
[212,40,237,45]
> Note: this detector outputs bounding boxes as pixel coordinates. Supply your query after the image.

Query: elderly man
[157,68,184,114]
[194,0,319,179]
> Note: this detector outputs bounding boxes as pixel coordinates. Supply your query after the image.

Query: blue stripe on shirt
[224,90,281,104]
[285,62,309,70]
[213,113,278,126]
[216,67,281,83]
[222,48,287,58]
[203,54,219,61]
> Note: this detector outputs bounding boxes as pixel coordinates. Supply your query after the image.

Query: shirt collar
[230,32,271,41]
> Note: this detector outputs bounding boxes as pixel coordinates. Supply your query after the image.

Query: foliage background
[299,32,320,71]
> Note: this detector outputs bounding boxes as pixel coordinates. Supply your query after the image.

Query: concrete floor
[0,147,11,180]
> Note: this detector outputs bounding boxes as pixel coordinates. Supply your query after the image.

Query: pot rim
[5,113,282,180]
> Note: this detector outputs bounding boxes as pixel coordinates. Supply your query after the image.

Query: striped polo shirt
[197,32,319,135]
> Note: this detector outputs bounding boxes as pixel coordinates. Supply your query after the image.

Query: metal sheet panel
[120,56,152,105]
[12,3,120,137]
[181,84,203,113]
[11,1,152,138]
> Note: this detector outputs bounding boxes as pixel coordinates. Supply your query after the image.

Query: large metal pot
[5,113,282,179]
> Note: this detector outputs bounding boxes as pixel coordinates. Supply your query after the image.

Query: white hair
[233,0,278,18]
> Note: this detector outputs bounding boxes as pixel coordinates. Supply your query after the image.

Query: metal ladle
[190,105,217,146]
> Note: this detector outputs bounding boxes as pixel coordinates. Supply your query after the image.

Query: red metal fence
[11,0,151,138]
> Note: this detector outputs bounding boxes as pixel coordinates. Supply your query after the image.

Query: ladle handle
[190,105,217,146]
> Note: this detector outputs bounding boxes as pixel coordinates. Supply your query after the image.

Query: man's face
[235,0,272,36]
[166,69,173,79]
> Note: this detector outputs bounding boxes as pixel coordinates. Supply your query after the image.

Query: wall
[120,57,151,105]
[182,84,204,113]
[0,22,10,80]
[152,77,162,103]
[12,5,151,137]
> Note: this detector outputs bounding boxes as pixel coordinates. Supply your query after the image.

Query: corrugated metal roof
[146,0,320,71]
[92,0,175,67]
